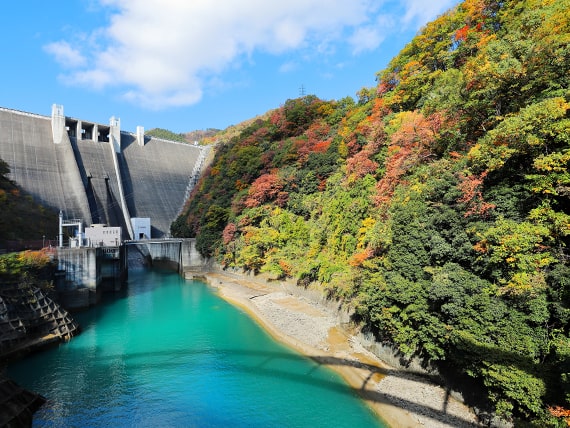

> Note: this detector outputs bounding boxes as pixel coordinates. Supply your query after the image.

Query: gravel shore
[202,272,481,428]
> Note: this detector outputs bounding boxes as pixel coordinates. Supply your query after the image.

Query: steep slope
[173,0,570,424]
[0,159,58,250]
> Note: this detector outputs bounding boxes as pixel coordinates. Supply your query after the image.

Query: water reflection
[8,269,384,428]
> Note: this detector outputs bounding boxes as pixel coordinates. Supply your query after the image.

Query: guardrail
[0,106,49,120]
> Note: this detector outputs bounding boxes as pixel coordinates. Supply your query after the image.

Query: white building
[85,224,122,247]
[131,217,151,240]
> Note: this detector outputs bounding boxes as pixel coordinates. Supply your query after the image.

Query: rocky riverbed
[203,271,481,428]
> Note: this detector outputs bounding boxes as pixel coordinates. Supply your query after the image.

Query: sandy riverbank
[201,272,481,428]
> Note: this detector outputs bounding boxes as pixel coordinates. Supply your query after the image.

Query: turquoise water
[8,269,385,427]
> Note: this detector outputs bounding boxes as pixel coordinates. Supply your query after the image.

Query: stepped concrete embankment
[0,280,80,426]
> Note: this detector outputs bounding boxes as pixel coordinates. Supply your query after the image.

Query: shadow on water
[75,347,479,427]
[60,269,481,427]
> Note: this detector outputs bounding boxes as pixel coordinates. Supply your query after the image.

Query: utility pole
[299,84,306,97]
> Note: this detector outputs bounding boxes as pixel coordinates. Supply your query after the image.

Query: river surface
[8,269,385,427]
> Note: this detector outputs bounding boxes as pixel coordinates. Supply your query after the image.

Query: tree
[474,217,555,295]
[375,111,441,206]
[244,171,284,208]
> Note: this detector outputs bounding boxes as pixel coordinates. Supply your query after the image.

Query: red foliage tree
[222,222,237,245]
[244,171,284,208]
[455,24,470,42]
[275,191,289,207]
[270,109,286,129]
[346,151,379,180]
[457,170,495,217]
[374,111,442,205]
[297,121,332,163]
[345,99,390,180]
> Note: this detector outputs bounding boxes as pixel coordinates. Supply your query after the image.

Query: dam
[0,105,210,308]
[0,105,209,239]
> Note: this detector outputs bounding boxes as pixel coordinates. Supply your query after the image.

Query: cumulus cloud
[46,0,457,108]
[43,41,86,69]
[401,0,458,26]
[348,13,396,55]
[279,61,300,73]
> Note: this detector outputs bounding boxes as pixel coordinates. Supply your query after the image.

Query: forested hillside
[0,159,58,250]
[145,127,219,144]
[145,128,188,143]
[172,0,570,423]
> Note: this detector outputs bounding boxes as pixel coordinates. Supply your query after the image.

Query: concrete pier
[55,247,101,309]
[125,238,206,273]
[55,239,204,310]
[55,246,128,310]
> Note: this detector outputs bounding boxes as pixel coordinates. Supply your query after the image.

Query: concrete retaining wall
[56,248,100,290]
[126,238,206,273]
[181,239,207,271]
[147,240,182,271]
[55,247,101,309]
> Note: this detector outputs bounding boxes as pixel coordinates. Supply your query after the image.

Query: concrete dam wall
[0,106,209,239]
[0,108,91,226]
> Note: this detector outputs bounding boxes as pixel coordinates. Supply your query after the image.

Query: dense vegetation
[0,250,54,290]
[146,127,220,144]
[145,128,188,142]
[172,0,570,424]
[184,128,220,144]
[0,159,58,250]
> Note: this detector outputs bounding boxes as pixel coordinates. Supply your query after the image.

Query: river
[8,268,385,427]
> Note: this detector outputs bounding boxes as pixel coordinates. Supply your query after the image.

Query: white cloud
[46,0,458,109]
[43,41,86,68]
[400,0,458,26]
[350,27,384,55]
[279,61,299,73]
[348,0,458,54]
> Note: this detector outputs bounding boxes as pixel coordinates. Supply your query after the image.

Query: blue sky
[2,0,459,134]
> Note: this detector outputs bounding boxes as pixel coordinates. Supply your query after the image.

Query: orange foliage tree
[374,111,442,205]
[456,170,495,217]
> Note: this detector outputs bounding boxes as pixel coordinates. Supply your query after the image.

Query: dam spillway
[0,106,209,239]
